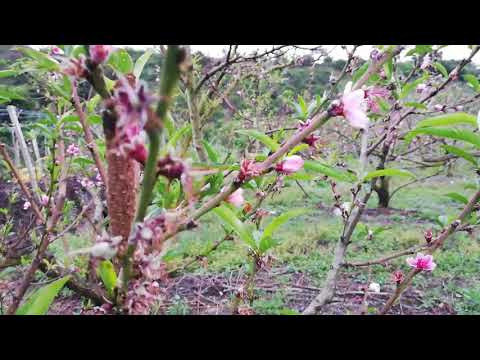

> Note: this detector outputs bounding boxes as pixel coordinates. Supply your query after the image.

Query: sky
[119,45,478,62]
[31,45,478,63]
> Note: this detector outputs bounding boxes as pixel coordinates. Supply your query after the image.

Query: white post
[7,105,40,200]
[31,134,43,178]
[9,127,21,167]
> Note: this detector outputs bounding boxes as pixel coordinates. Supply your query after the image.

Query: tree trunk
[102,110,140,257]
[374,176,390,208]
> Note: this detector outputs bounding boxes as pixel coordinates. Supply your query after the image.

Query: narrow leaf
[236,130,280,152]
[16,276,71,315]
[363,168,415,181]
[212,204,256,249]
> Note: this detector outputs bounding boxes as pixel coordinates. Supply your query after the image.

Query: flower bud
[424,229,433,244]
[275,155,304,175]
[227,188,245,207]
[89,45,113,65]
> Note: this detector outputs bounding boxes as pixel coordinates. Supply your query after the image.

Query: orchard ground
[2,163,478,315]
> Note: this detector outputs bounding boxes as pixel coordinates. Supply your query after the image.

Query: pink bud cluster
[363,87,390,113]
[109,77,155,163]
[63,57,89,79]
[89,45,113,65]
[297,120,320,148]
[238,159,262,182]
[125,279,163,315]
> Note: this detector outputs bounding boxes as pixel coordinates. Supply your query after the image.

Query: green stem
[121,45,183,297]
[136,132,161,221]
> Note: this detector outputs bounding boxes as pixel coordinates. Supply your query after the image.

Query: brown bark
[105,140,140,254]
[374,177,390,208]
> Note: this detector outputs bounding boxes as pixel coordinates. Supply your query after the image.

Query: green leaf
[133,49,154,79]
[16,47,60,71]
[415,113,477,129]
[71,45,87,59]
[97,260,118,298]
[444,192,469,205]
[0,87,25,100]
[88,114,103,126]
[288,144,309,156]
[278,308,301,315]
[363,168,415,181]
[72,156,95,167]
[464,74,480,92]
[376,98,391,113]
[399,72,429,99]
[16,275,71,315]
[236,130,280,152]
[404,102,428,110]
[352,62,369,84]
[304,160,357,183]
[298,95,307,115]
[258,236,280,254]
[163,112,175,137]
[406,45,433,56]
[406,127,480,148]
[212,204,256,249]
[202,140,220,163]
[285,171,314,181]
[262,208,309,241]
[442,145,477,166]
[164,125,192,155]
[108,49,134,75]
[383,58,393,80]
[434,62,448,78]
[60,114,80,125]
[0,70,17,78]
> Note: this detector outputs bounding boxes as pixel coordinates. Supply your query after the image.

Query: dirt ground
[1,266,452,315]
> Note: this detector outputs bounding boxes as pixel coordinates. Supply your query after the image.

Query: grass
[163,166,480,314]
[10,162,476,314]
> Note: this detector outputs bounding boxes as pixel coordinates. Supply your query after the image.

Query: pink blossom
[89,45,113,65]
[275,155,304,175]
[40,195,49,207]
[66,144,80,156]
[406,253,437,272]
[23,201,31,210]
[238,159,262,182]
[227,188,245,207]
[433,104,445,112]
[341,89,369,130]
[50,46,64,56]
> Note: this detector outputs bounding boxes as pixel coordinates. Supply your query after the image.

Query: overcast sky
[120,45,478,62]
[32,45,478,63]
